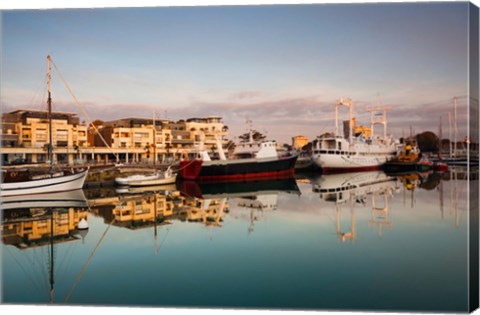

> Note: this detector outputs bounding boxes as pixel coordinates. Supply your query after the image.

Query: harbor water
[1,167,475,312]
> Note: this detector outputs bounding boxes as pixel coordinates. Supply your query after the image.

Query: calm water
[1,168,475,312]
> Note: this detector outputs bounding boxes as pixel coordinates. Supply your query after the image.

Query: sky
[0,1,475,144]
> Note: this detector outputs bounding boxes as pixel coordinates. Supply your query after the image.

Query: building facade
[1,110,88,164]
[292,135,309,150]
[1,109,229,166]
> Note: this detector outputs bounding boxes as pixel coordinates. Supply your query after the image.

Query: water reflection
[1,190,89,304]
[83,178,300,232]
[311,171,399,242]
[0,168,475,309]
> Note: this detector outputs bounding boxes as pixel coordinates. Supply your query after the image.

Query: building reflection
[87,189,228,230]
[112,193,176,229]
[1,190,89,249]
[83,179,300,235]
[186,178,301,234]
[176,197,227,227]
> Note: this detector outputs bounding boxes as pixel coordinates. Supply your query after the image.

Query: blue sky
[1,2,473,143]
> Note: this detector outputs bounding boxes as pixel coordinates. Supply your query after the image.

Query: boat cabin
[313,136,353,156]
[232,141,278,159]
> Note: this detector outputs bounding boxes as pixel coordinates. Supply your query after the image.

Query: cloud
[2,82,471,145]
[229,90,264,101]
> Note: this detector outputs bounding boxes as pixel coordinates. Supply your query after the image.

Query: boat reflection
[178,178,300,234]
[312,171,400,241]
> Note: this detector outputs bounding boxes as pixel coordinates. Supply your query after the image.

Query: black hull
[200,156,296,175]
[179,155,298,182]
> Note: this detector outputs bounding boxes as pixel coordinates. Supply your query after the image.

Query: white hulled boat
[115,167,176,187]
[312,98,397,173]
[1,56,88,197]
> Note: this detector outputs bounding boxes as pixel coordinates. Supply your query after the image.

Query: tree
[90,120,104,127]
[416,131,439,153]
[239,130,266,143]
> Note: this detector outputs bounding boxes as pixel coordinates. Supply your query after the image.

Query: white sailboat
[1,56,88,197]
[115,166,176,187]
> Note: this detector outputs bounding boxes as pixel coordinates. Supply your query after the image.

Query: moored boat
[383,130,421,173]
[178,128,298,182]
[294,151,314,171]
[115,168,176,187]
[0,56,88,197]
[1,168,88,197]
[312,99,397,173]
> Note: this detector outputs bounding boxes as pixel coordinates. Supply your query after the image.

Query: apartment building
[1,110,230,165]
[88,116,229,163]
[1,109,88,164]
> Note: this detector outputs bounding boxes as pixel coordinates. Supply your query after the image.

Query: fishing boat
[384,127,422,173]
[0,56,88,197]
[115,167,176,187]
[178,126,298,182]
[312,99,397,173]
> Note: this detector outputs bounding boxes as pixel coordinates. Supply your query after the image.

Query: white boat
[0,56,88,197]
[312,99,397,173]
[1,170,88,198]
[115,167,176,187]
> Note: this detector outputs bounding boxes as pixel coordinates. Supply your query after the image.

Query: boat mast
[438,116,443,160]
[337,98,353,144]
[153,111,156,169]
[453,97,457,157]
[448,112,453,158]
[47,55,54,175]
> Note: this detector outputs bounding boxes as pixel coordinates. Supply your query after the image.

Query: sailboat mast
[448,112,453,158]
[453,97,457,157]
[47,55,54,175]
[438,116,442,159]
[153,112,156,169]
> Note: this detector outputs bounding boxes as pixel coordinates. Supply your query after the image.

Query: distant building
[343,118,371,139]
[292,135,309,150]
